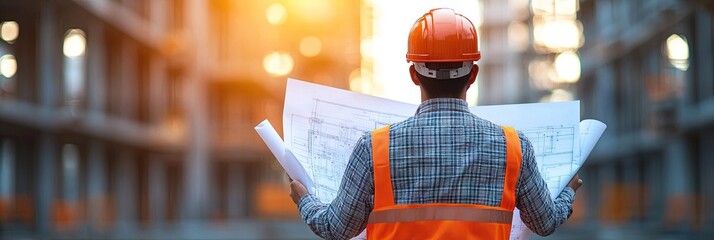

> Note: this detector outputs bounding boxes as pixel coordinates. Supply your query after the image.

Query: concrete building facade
[561,0,714,238]
[0,0,361,238]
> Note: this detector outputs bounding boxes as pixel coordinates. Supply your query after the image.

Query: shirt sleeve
[297,135,374,240]
[514,131,576,236]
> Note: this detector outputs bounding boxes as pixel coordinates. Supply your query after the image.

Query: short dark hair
[415,62,471,98]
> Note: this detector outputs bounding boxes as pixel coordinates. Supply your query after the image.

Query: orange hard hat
[406,8,480,63]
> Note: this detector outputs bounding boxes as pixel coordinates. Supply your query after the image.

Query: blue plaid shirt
[298,98,575,239]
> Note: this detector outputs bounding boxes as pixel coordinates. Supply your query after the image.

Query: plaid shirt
[298,98,575,239]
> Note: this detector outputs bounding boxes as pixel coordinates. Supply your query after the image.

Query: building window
[63,29,87,110]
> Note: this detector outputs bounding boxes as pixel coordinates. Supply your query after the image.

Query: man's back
[389,98,515,206]
[294,98,576,239]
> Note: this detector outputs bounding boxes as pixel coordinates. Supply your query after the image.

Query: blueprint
[283,80,416,202]
[278,78,604,239]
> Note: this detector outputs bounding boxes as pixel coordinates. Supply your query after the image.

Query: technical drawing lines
[521,125,578,195]
[289,99,410,203]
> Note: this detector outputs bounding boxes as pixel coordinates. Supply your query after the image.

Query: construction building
[571,0,714,238]
[0,0,359,238]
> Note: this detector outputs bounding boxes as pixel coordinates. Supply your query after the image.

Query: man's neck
[420,91,468,102]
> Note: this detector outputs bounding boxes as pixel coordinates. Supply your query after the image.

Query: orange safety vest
[366,125,522,240]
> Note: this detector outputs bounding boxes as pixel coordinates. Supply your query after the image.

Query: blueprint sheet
[281,78,604,239]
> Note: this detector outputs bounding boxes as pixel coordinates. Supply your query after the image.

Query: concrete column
[86,140,106,232]
[209,162,220,219]
[664,138,693,228]
[644,153,665,222]
[700,132,714,225]
[622,157,642,221]
[182,0,211,222]
[86,19,107,119]
[0,141,15,205]
[60,144,80,206]
[148,55,167,124]
[115,147,137,232]
[695,11,713,100]
[181,71,210,221]
[665,138,693,195]
[227,163,246,219]
[595,65,617,130]
[38,0,57,109]
[583,166,599,224]
[119,39,138,119]
[36,0,58,233]
[148,155,166,230]
[36,133,56,234]
[150,0,168,36]
[597,162,616,222]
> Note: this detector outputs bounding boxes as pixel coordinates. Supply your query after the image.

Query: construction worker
[289,8,582,239]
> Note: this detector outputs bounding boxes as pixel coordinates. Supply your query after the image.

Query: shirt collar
[415,98,470,115]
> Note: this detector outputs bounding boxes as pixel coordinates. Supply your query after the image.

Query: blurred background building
[0,0,358,238]
[0,0,712,239]
[571,0,714,239]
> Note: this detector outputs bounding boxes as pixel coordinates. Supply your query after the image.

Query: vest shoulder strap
[499,126,522,210]
[371,125,394,209]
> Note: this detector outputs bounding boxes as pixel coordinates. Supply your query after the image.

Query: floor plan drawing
[522,125,577,196]
[288,99,410,202]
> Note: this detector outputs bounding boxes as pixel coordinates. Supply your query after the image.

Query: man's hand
[290,180,309,204]
[567,174,583,191]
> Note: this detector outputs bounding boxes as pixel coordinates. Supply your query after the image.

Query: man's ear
[409,65,420,86]
[468,64,479,85]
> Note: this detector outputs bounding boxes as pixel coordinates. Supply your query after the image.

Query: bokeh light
[1,21,19,43]
[534,19,582,51]
[554,51,580,83]
[0,54,17,78]
[63,29,86,58]
[665,34,689,71]
[263,51,294,76]
[266,3,288,25]
[299,36,322,57]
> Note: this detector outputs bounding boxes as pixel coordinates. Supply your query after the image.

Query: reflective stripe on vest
[367,205,513,224]
[366,125,522,240]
